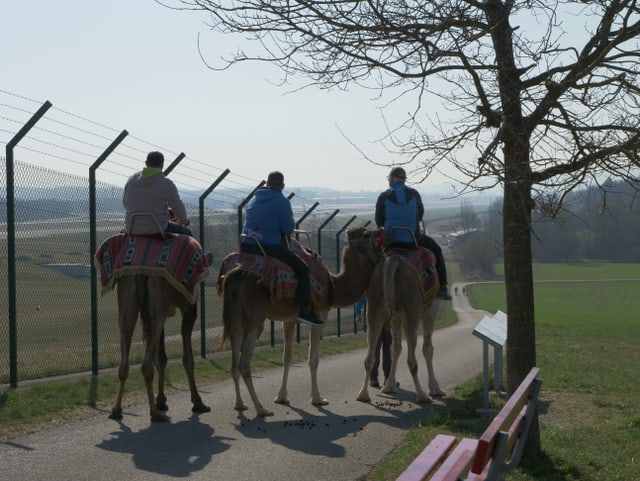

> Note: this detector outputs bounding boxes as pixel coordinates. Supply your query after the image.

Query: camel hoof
[151,412,170,422]
[234,402,249,412]
[108,409,123,420]
[192,403,211,413]
[274,397,290,405]
[257,408,274,417]
[430,389,446,398]
[356,391,371,403]
[311,398,329,406]
[416,394,433,404]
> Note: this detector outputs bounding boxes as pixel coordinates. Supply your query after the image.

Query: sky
[2,0,465,199]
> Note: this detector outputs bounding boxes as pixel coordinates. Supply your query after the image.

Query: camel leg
[422,300,445,397]
[240,323,273,417]
[140,281,170,422]
[381,319,401,395]
[181,302,210,413]
[403,319,431,404]
[228,308,248,413]
[309,317,328,406]
[357,318,383,403]
[110,281,139,420]
[274,321,295,404]
[155,329,168,411]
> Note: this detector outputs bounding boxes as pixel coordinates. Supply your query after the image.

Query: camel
[217,226,382,417]
[109,275,211,422]
[356,246,446,404]
[95,232,211,422]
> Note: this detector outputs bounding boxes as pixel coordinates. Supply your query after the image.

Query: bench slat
[396,434,457,481]
[471,367,540,474]
[428,438,478,481]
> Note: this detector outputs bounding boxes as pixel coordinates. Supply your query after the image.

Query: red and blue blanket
[217,242,329,308]
[385,247,440,300]
[95,233,210,304]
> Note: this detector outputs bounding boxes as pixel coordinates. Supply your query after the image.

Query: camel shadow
[233,390,441,458]
[96,413,232,477]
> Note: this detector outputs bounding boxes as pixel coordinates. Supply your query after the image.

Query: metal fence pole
[163,152,186,176]
[89,130,129,376]
[317,209,339,256]
[335,215,357,336]
[198,168,230,357]
[5,100,52,388]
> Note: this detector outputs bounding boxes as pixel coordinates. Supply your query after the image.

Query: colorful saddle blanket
[95,233,210,304]
[385,246,439,300]
[217,242,329,308]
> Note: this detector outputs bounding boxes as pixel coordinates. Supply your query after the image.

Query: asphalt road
[0,283,489,481]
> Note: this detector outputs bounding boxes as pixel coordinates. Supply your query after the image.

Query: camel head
[344,226,384,271]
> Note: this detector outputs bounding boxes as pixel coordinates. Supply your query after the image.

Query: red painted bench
[396,367,542,481]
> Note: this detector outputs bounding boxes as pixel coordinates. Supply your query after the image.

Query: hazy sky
[3,0,467,198]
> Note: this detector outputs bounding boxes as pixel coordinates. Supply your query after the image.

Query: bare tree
[163,0,640,454]
[459,199,479,234]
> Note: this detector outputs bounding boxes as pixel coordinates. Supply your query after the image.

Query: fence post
[5,100,52,388]
[89,130,129,376]
[335,215,357,336]
[198,168,230,358]
[317,209,339,257]
[163,152,186,176]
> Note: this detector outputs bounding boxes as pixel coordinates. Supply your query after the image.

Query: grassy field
[368,263,640,481]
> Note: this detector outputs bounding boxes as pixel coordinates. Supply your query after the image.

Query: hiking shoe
[438,287,452,300]
[297,309,324,327]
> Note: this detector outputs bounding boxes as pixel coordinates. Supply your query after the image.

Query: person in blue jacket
[375,166,452,300]
[240,171,323,327]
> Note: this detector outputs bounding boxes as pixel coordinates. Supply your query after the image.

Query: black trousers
[371,327,392,381]
[417,234,448,287]
[240,243,311,309]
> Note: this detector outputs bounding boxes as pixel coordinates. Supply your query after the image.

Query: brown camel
[218,227,382,417]
[109,275,211,422]
[356,249,445,404]
[95,232,211,422]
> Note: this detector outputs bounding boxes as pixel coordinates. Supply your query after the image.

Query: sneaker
[369,379,380,388]
[438,287,453,300]
[297,309,324,327]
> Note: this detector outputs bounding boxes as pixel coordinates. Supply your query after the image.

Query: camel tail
[221,271,238,349]
[383,256,400,312]
[136,275,152,345]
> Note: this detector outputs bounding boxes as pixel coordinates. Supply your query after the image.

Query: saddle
[95,232,210,304]
[217,241,329,307]
[385,246,439,300]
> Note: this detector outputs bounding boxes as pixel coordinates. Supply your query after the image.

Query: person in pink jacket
[123,151,192,236]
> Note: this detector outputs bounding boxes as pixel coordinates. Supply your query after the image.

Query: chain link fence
[1,159,372,386]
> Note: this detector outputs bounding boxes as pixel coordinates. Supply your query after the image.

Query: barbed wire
[1,88,348,214]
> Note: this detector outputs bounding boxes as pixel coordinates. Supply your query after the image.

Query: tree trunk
[502,161,540,456]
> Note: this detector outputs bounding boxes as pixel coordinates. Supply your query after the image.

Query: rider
[239,171,323,327]
[375,166,452,300]
[123,151,192,236]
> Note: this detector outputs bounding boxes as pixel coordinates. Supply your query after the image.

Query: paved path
[0,283,489,481]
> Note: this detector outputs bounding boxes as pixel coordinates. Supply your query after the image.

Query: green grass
[368,265,640,481]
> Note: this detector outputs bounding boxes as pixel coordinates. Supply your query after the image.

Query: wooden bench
[396,367,542,481]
